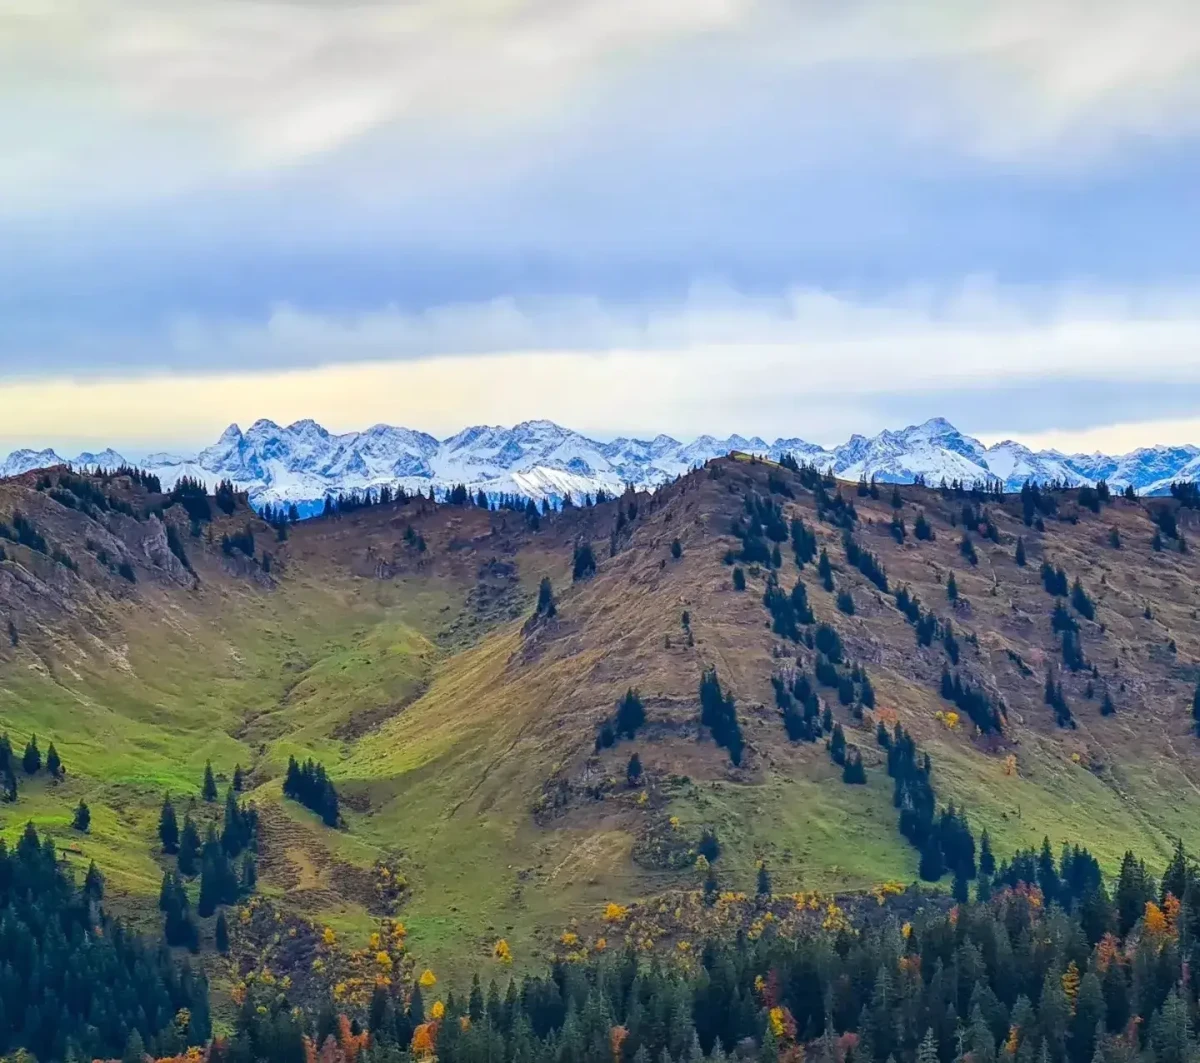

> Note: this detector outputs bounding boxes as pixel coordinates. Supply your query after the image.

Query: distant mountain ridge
[6,416,1200,511]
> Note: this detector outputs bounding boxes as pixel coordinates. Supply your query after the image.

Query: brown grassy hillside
[2,458,1200,978]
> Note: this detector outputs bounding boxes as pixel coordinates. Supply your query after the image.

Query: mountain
[4,453,1200,991]
[7,416,1200,512]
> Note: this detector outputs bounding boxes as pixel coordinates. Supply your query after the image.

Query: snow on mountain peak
[7,417,1200,509]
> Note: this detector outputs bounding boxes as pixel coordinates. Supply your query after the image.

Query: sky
[3,0,1200,455]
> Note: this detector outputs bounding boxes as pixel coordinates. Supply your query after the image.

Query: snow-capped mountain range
[5,417,1200,514]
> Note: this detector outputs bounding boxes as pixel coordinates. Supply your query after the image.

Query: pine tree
[1161,838,1190,903]
[241,852,257,892]
[953,870,970,903]
[22,735,40,774]
[756,863,772,898]
[670,538,683,560]
[818,548,834,592]
[947,572,958,601]
[45,741,61,778]
[979,829,995,877]
[828,723,846,765]
[84,859,104,900]
[535,576,556,617]
[732,567,746,591]
[215,908,230,953]
[919,836,945,881]
[1015,537,1027,567]
[842,747,866,784]
[178,814,201,876]
[72,799,91,832]
[616,688,645,738]
[122,1029,147,1063]
[626,752,643,787]
[232,763,244,791]
[202,760,217,802]
[159,794,179,854]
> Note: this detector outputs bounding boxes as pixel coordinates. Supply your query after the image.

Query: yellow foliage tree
[1163,893,1182,936]
[430,1000,446,1021]
[769,1007,787,1038]
[494,938,513,963]
[1144,900,1169,938]
[1004,1026,1019,1055]
[1061,961,1080,1014]
[419,968,437,988]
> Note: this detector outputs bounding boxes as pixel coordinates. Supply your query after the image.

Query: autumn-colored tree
[610,1025,629,1063]
[1144,899,1169,938]
[1094,932,1121,973]
[337,1014,368,1063]
[1061,961,1080,1014]
[411,1023,436,1059]
[1161,892,1182,938]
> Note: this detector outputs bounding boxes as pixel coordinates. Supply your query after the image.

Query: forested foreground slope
[3,458,1200,1059]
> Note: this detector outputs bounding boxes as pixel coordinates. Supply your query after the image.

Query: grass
[5,463,1200,986]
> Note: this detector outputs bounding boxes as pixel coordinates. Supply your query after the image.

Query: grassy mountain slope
[2,459,1200,980]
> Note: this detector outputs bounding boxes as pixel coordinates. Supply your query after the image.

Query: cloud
[28,279,1200,378]
[6,0,1200,218]
[5,280,1200,452]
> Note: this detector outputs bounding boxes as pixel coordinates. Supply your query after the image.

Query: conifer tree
[84,859,104,900]
[979,829,995,877]
[842,747,866,784]
[953,869,970,903]
[72,798,90,832]
[22,735,39,774]
[626,752,643,787]
[202,760,217,802]
[241,852,257,892]
[535,576,556,618]
[122,1029,147,1063]
[215,908,230,953]
[45,741,61,778]
[818,548,834,592]
[828,723,846,766]
[919,835,945,881]
[232,763,244,791]
[947,572,958,601]
[756,862,772,898]
[616,688,646,738]
[1160,838,1191,904]
[159,794,180,854]
[1015,536,1027,566]
[178,814,201,875]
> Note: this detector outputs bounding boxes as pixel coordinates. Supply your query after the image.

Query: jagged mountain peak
[7,416,1200,510]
